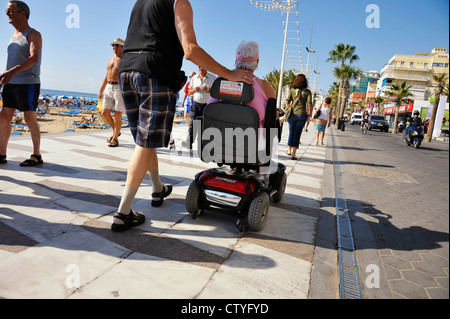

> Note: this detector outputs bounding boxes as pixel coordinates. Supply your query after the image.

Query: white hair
[235,41,259,71]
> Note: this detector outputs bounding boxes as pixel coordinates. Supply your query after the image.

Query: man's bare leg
[0,108,15,157]
[24,111,41,156]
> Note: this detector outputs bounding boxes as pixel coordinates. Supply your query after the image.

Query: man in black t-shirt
[112,0,254,232]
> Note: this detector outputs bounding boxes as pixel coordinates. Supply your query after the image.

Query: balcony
[379,85,428,101]
[381,72,430,83]
[381,64,432,74]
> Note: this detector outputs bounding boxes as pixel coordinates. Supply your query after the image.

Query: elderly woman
[285,74,313,160]
[209,41,276,149]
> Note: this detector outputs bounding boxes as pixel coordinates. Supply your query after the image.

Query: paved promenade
[0,123,329,300]
[0,122,447,300]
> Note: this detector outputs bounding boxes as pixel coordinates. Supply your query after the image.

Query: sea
[40,88,182,105]
[40,88,98,100]
[39,88,183,108]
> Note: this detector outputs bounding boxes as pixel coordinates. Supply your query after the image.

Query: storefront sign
[384,104,414,115]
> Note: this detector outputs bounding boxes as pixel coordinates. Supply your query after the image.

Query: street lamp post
[313,55,320,94]
[305,25,316,81]
[250,0,298,109]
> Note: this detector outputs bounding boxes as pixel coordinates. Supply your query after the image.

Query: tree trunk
[425,93,441,142]
[335,78,345,126]
[340,82,351,119]
[392,104,400,134]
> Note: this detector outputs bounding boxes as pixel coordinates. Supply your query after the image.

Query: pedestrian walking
[0,1,43,166]
[98,37,126,148]
[285,74,312,160]
[314,97,333,145]
[182,67,216,150]
[182,71,196,127]
[111,0,253,232]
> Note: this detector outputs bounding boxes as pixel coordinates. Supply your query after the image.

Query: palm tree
[425,73,449,142]
[263,69,297,96]
[327,43,359,123]
[328,82,340,105]
[372,96,385,115]
[264,69,284,94]
[333,65,363,119]
[443,81,449,97]
[385,81,414,134]
[328,81,340,119]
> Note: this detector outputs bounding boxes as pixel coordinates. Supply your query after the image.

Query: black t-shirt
[410,117,423,127]
[119,0,185,92]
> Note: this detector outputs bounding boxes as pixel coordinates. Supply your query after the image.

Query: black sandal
[20,154,44,167]
[109,139,119,148]
[107,133,121,144]
[111,210,146,232]
[0,155,6,164]
[152,184,173,207]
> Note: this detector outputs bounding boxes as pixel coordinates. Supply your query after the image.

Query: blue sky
[0,0,448,98]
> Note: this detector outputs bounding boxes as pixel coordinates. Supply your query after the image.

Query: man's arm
[175,0,252,84]
[98,76,108,100]
[0,30,42,87]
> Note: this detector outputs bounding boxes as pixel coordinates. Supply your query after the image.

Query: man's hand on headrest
[229,68,253,85]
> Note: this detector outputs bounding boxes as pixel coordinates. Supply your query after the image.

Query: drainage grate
[339,249,363,299]
[332,134,363,300]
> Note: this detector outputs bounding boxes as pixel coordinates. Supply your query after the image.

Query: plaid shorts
[120,71,177,149]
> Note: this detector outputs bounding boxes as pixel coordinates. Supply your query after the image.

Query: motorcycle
[404,125,424,149]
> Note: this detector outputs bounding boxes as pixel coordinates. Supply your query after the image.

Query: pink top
[208,77,268,128]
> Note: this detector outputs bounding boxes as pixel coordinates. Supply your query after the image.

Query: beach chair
[121,115,129,128]
[12,124,30,132]
[37,105,49,119]
[12,111,24,125]
[72,115,98,128]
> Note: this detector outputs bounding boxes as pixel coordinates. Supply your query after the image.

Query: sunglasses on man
[6,9,23,14]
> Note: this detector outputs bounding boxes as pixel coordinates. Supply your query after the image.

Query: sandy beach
[11,108,101,135]
[12,107,184,135]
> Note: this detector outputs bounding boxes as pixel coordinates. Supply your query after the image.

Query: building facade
[349,70,380,104]
[377,48,449,101]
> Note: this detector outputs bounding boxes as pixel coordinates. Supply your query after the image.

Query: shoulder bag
[314,105,322,119]
[284,96,300,123]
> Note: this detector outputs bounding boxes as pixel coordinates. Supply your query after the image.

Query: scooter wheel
[272,172,287,203]
[186,181,202,219]
[247,192,270,232]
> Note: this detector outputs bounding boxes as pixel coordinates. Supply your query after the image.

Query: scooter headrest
[210,77,254,104]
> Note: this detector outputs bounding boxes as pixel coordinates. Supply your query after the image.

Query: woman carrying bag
[314,97,333,145]
[284,74,312,160]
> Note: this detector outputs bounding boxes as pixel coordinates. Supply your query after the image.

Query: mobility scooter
[185,78,287,232]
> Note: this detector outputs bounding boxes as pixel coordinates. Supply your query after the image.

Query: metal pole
[313,55,320,93]
[276,1,291,110]
[306,25,313,79]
